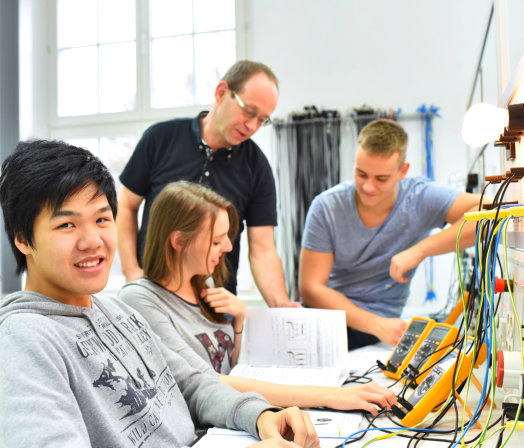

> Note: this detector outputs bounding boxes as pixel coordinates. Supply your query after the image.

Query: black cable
[495,409,507,448]
[343,363,380,385]
[380,409,503,446]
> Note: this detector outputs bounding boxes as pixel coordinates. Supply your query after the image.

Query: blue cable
[417,104,440,182]
[450,217,508,447]
[341,425,451,447]
[474,220,485,292]
[419,104,441,303]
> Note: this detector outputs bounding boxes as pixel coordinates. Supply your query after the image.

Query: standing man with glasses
[118,60,298,308]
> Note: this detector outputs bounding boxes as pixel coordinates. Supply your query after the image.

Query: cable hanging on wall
[273,105,401,300]
[351,104,401,133]
[273,106,342,300]
[419,104,441,304]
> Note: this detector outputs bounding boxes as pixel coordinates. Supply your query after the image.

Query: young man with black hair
[0,140,318,448]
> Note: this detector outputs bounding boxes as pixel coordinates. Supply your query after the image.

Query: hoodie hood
[0,291,91,323]
[0,290,157,385]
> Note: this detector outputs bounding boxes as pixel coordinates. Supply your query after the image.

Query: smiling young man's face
[15,183,117,307]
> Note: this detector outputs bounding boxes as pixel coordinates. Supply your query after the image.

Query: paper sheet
[244,308,348,367]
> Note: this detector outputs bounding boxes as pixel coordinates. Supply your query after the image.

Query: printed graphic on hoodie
[93,359,157,418]
[77,311,178,446]
[195,329,234,373]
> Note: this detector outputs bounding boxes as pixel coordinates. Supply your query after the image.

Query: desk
[194,344,523,447]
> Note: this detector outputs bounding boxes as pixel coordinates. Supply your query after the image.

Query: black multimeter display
[381,317,435,380]
[388,320,429,369]
[410,326,452,367]
[401,323,459,386]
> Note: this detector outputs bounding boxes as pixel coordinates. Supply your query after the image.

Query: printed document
[231,308,350,386]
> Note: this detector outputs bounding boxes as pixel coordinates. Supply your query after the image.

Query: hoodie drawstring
[89,298,157,387]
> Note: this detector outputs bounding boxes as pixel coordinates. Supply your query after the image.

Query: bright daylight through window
[56,0,236,116]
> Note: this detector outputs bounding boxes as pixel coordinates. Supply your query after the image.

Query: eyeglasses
[231,90,272,127]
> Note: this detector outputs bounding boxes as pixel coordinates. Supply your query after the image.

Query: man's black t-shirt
[119,112,277,293]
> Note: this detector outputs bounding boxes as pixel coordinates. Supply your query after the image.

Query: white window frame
[46,0,247,135]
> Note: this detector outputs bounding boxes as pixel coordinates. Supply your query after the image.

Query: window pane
[100,136,133,279]
[98,0,136,44]
[194,0,235,33]
[150,36,194,108]
[57,0,97,48]
[99,42,137,113]
[99,136,137,192]
[150,0,193,37]
[66,138,99,156]
[57,47,98,116]
[194,31,235,104]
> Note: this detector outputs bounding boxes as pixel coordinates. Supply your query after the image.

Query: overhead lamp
[461,102,524,147]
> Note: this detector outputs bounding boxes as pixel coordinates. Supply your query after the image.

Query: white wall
[246,0,494,314]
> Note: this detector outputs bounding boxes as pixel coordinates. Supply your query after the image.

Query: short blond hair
[357,119,408,165]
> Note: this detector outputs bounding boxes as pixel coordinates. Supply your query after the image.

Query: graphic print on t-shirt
[195,330,234,373]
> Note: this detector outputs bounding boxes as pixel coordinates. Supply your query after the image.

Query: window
[149,0,236,108]
[56,0,137,116]
[54,0,237,119]
[45,0,244,295]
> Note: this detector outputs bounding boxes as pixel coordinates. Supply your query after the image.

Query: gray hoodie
[0,291,273,447]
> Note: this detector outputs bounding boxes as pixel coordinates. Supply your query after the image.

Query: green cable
[475,217,503,447]
[497,217,524,448]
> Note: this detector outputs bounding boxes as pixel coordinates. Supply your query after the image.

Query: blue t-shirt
[301,177,459,318]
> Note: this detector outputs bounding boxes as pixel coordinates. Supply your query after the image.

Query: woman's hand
[323,382,398,416]
[201,287,246,331]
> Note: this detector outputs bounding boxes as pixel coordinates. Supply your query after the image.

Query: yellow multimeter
[391,338,487,427]
[401,323,459,386]
[381,317,435,380]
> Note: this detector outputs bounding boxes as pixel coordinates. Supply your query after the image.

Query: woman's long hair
[142,181,239,323]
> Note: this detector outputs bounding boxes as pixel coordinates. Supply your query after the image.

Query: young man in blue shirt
[299,119,479,350]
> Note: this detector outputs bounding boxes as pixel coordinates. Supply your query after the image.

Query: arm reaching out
[389,192,481,283]
[221,376,398,416]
